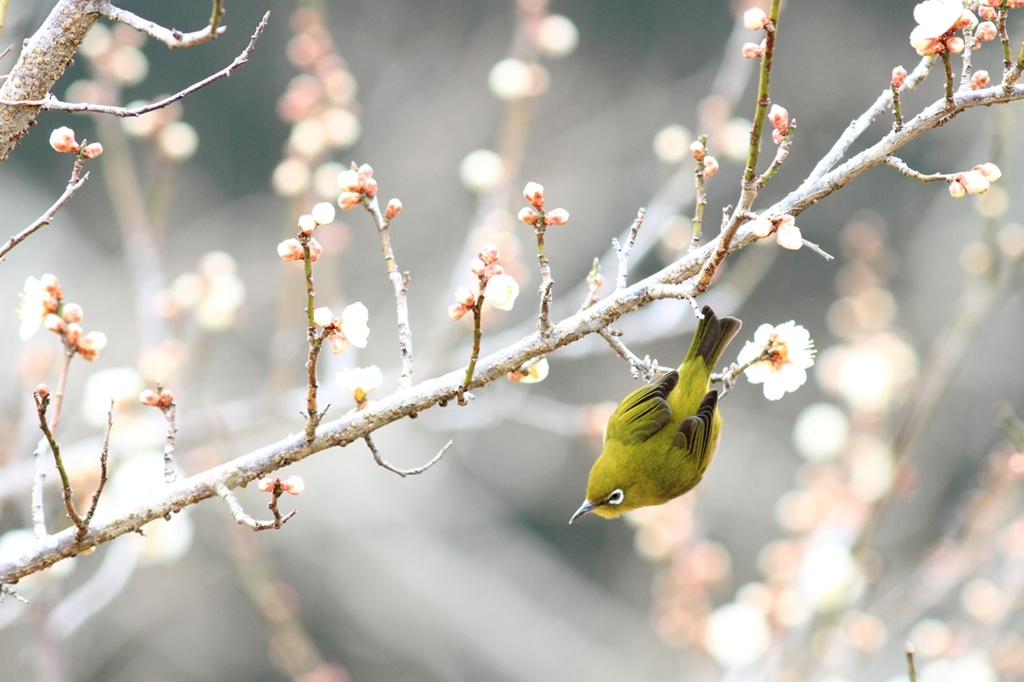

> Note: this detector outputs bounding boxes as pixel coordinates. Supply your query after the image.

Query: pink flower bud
[741,41,765,59]
[775,216,803,250]
[49,127,78,153]
[946,36,965,54]
[974,162,1001,182]
[338,169,362,192]
[357,163,374,182]
[76,331,107,361]
[363,177,378,198]
[338,191,363,210]
[44,313,64,332]
[158,389,175,407]
[313,306,335,327]
[385,198,403,219]
[468,258,486,276]
[767,104,789,133]
[518,207,539,225]
[277,238,305,261]
[140,389,160,406]
[891,66,907,88]
[61,303,83,323]
[749,215,774,238]
[690,140,706,161]
[257,477,277,493]
[961,170,990,194]
[448,304,469,321]
[976,21,997,42]
[545,208,569,226]
[479,243,500,265]
[41,274,62,297]
[281,475,305,495]
[454,286,476,307]
[311,202,336,225]
[702,156,719,179]
[523,181,545,209]
[64,323,82,346]
[327,331,349,354]
[307,237,323,262]
[771,128,785,145]
[948,180,966,199]
[970,70,990,90]
[953,10,978,32]
[743,7,769,30]
[36,384,49,398]
[297,214,318,236]
[979,6,996,21]
[484,263,504,278]
[82,142,103,159]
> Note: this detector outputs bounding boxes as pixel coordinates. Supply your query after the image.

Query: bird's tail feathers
[685,305,742,370]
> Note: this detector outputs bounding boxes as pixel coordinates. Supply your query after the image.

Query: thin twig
[461,279,486,398]
[883,155,953,182]
[800,239,834,260]
[533,214,555,335]
[755,122,795,190]
[160,399,178,485]
[579,258,603,311]
[31,441,47,539]
[690,136,708,252]
[613,208,645,290]
[215,482,296,531]
[33,390,82,533]
[905,642,918,682]
[301,233,328,442]
[892,80,904,132]
[742,0,782,185]
[999,3,1012,71]
[364,196,415,388]
[0,12,270,116]
[0,584,28,604]
[941,50,955,108]
[81,401,113,531]
[0,166,87,262]
[364,435,451,478]
[598,327,668,382]
[101,0,227,49]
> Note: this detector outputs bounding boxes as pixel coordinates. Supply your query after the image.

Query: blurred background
[0,0,1023,680]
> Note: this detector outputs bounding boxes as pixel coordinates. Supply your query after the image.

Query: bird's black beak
[569,499,598,524]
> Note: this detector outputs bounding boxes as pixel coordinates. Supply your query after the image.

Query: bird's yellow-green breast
[570,306,741,523]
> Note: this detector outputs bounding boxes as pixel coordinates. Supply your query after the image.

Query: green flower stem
[743,0,782,184]
[941,50,954,108]
[690,135,708,252]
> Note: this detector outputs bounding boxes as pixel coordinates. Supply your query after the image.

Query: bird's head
[569,448,653,523]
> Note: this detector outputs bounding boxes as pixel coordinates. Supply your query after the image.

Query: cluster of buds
[18,274,108,361]
[689,140,719,178]
[449,244,520,320]
[741,7,770,58]
[337,163,377,210]
[767,104,790,145]
[909,0,977,56]
[979,0,1024,19]
[312,302,370,354]
[517,182,569,227]
[49,127,103,159]
[337,365,384,407]
[949,163,1002,198]
[277,202,336,263]
[749,213,804,250]
[139,386,175,409]
[257,475,306,496]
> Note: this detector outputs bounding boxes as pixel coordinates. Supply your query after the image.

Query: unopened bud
[327,332,349,354]
[767,104,789,133]
[44,313,64,332]
[357,163,374,182]
[970,70,990,90]
[891,65,907,88]
[960,170,991,194]
[36,384,49,398]
[523,181,545,209]
[307,237,323,262]
[313,307,335,327]
[545,208,569,226]
[743,7,769,30]
[281,475,305,495]
[979,6,996,21]
[41,274,62,297]
[949,179,966,198]
[454,286,476,307]
[946,36,965,54]
[140,389,161,406]
[974,162,1001,182]
[81,142,103,159]
[479,243,500,265]
[311,202,336,225]
[741,41,765,59]
[363,177,378,198]
[158,390,175,408]
[468,258,486,276]
[49,127,78,153]
[703,156,719,178]
[518,207,539,225]
[257,477,278,493]
[64,323,82,346]
[338,169,362,192]
[690,140,706,161]
[338,191,363,210]
[277,238,305,261]
[77,331,107,361]
[775,215,803,250]
[749,215,774,238]
[485,263,504,278]
[385,198,403,219]
[297,214,318,236]
[61,302,83,323]
[448,303,469,321]
[976,21,997,42]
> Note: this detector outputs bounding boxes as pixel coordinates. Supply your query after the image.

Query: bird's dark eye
[607,489,625,506]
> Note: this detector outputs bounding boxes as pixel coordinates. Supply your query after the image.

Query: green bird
[569,306,742,523]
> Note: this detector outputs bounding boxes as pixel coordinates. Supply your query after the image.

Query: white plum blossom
[910,0,970,56]
[17,276,50,340]
[737,321,815,400]
[337,365,384,404]
[339,302,370,348]
[483,273,520,311]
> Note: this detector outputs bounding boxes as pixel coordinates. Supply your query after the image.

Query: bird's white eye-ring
[607,489,625,506]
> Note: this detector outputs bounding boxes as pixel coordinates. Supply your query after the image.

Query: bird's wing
[605,370,679,444]
[673,390,719,468]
